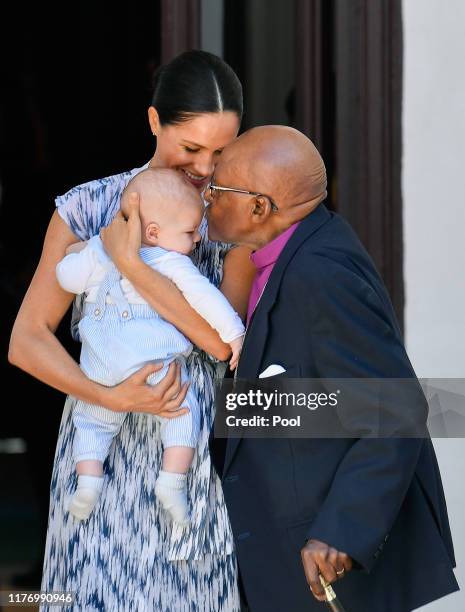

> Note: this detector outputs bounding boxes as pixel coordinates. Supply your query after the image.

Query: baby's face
[154,202,204,255]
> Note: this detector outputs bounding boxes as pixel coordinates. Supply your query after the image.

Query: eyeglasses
[206,178,279,211]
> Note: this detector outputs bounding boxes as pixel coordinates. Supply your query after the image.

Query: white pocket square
[259,364,286,378]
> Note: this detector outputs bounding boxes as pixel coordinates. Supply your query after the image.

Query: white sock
[68,474,104,521]
[155,470,190,526]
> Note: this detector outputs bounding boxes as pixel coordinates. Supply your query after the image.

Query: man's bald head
[220,125,327,212]
[206,126,327,248]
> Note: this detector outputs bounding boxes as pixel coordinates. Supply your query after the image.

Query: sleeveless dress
[40,163,240,611]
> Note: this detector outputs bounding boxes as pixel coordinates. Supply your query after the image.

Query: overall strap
[91,267,133,321]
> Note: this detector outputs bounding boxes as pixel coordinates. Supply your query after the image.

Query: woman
[9,50,255,611]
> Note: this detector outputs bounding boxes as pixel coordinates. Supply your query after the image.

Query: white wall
[403,0,465,609]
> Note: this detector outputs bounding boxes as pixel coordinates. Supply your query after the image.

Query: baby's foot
[68,475,104,520]
[155,470,190,526]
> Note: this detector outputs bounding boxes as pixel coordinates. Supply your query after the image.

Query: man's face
[205,158,254,245]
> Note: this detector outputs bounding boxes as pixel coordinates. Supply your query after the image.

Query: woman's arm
[100,194,232,360]
[8,210,189,417]
[220,246,256,322]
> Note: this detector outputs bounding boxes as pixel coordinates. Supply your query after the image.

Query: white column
[403,0,465,608]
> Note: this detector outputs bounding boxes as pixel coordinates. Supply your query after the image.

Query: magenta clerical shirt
[246,222,300,325]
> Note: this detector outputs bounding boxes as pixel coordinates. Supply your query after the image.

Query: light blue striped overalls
[73,263,200,465]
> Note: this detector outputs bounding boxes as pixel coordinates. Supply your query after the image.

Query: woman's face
[148,108,240,192]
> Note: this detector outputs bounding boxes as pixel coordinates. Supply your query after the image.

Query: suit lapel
[221,204,331,477]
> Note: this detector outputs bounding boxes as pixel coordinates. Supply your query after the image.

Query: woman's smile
[180,168,209,189]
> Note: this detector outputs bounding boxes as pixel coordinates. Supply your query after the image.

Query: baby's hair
[121,168,202,221]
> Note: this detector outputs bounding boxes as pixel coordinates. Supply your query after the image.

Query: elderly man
[206,126,458,611]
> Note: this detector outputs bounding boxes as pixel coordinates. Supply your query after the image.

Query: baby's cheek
[181,238,194,255]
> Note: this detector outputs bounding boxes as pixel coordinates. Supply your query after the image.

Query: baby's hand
[229,336,244,371]
[66,241,87,255]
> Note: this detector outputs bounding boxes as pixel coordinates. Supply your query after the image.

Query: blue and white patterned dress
[40,163,240,611]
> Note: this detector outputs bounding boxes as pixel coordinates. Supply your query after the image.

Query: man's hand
[300,538,353,602]
[100,191,142,274]
[100,361,190,417]
[65,241,87,255]
[229,335,244,370]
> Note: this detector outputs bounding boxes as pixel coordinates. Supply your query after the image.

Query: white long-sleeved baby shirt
[56,235,245,345]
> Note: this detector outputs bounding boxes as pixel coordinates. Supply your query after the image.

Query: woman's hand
[101,361,190,417]
[100,191,142,275]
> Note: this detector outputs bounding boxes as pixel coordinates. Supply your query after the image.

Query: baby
[56,168,245,524]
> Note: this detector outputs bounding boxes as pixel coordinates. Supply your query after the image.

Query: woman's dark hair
[151,50,243,125]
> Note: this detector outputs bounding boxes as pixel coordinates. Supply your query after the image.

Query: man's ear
[148,106,160,137]
[145,221,160,245]
[251,196,270,223]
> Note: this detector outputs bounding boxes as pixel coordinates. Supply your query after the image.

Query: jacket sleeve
[153,252,245,343]
[289,253,428,573]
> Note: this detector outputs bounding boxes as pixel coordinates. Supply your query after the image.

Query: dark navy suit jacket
[209,204,459,611]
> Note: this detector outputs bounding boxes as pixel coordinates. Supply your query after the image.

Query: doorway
[0,0,162,586]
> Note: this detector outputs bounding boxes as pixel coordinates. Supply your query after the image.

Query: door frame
[295,0,404,328]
